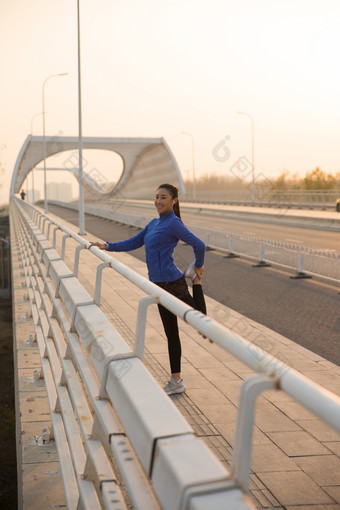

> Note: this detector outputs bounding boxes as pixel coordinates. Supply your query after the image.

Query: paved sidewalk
[54,211,340,509]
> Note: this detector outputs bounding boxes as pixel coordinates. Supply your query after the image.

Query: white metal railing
[11,197,254,509]
[0,230,10,298]
[11,197,340,509]
[51,200,340,283]
[190,227,340,282]
[181,189,340,210]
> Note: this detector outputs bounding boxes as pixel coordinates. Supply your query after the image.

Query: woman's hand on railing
[192,265,204,284]
[88,241,108,250]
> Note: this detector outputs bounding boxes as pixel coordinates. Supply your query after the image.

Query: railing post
[231,374,277,491]
[224,237,240,259]
[253,244,271,267]
[291,253,312,279]
[52,225,61,249]
[94,262,111,306]
[134,295,159,359]
[61,233,71,260]
[74,245,86,277]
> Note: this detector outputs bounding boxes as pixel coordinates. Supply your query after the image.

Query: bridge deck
[13,208,340,509]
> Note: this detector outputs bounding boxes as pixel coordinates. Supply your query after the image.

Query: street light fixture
[30,112,44,204]
[237,111,255,205]
[42,73,68,213]
[77,0,85,235]
[181,131,196,201]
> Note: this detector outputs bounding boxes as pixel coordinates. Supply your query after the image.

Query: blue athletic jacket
[106,210,205,282]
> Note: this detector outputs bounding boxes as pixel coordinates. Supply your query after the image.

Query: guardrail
[181,189,340,210]
[11,197,340,509]
[190,228,340,282]
[51,200,340,283]
[11,197,254,509]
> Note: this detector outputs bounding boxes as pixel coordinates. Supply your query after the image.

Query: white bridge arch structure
[10,135,186,200]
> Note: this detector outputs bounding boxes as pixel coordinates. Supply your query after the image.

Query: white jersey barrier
[11,197,340,509]
[50,200,340,283]
[11,197,254,510]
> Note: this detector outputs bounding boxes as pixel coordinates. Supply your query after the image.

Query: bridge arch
[10,136,186,200]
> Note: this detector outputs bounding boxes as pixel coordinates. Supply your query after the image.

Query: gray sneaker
[184,261,196,281]
[164,377,186,395]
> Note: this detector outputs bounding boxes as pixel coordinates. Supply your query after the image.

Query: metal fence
[190,228,340,282]
[11,197,340,509]
[183,189,340,210]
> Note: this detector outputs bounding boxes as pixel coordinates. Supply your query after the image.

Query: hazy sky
[1,0,340,205]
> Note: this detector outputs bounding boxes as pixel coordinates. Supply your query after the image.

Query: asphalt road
[48,203,340,366]
[89,200,340,253]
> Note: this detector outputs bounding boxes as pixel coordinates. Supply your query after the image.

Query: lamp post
[237,111,255,205]
[30,112,44,204]
[42,73,68,213]
[181,131,196,201]
[77,0,85,235]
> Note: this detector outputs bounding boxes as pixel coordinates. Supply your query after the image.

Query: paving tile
[288,344,328,362]
[199,365,242,382]
[185,352,226,369]
[249,473,266,490]
[251,443,299,472]
[21,421,58,464]
[188,386,228,407]
[18,368,47,393]
[192,402,237,425]
[262,489,281,507]
[255,409,302,433]
[17,349,42,370]
[297,419,340,443]
[325,442,340,456]
[179,362,202,376]
[301,370,340,389]
[287,357,328,373]
[286,506,339,509]
[262,388,295,403]
[258,471,334,506]
[275,401,318,421]
[20,391,51,422]
[323,485,340,504]
[22,461,65,510]
[251,489,281,508]
[182,373,216,390]
[294,455,340,486]
[267,430,331,457]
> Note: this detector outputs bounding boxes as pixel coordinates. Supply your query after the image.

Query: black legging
[156,276,206,374]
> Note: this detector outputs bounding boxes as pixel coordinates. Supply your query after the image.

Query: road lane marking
[285,238,303,244]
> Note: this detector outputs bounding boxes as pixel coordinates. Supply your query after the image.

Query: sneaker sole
[166,387,186,395]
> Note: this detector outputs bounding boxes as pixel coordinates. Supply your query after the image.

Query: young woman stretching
[89,183,207,395]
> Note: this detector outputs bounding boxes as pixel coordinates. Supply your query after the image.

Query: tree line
[184,167,340,192]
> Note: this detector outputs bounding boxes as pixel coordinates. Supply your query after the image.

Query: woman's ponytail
[173,199,181,219]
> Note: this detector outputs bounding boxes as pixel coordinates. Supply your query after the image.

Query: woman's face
[155,187,175,215]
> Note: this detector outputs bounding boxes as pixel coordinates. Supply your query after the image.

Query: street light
[77,0,85,235]
[30,112,44,204]
[181,131,196,201]
[237,111,255,205]
[42,73,68,213]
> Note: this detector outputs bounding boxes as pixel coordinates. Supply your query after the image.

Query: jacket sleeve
[106,224,148,252]
[172,219,206,267]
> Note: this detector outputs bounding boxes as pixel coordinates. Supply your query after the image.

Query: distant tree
[271,170,290,190]
[184,167,340,196]
[302,167,336,190]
